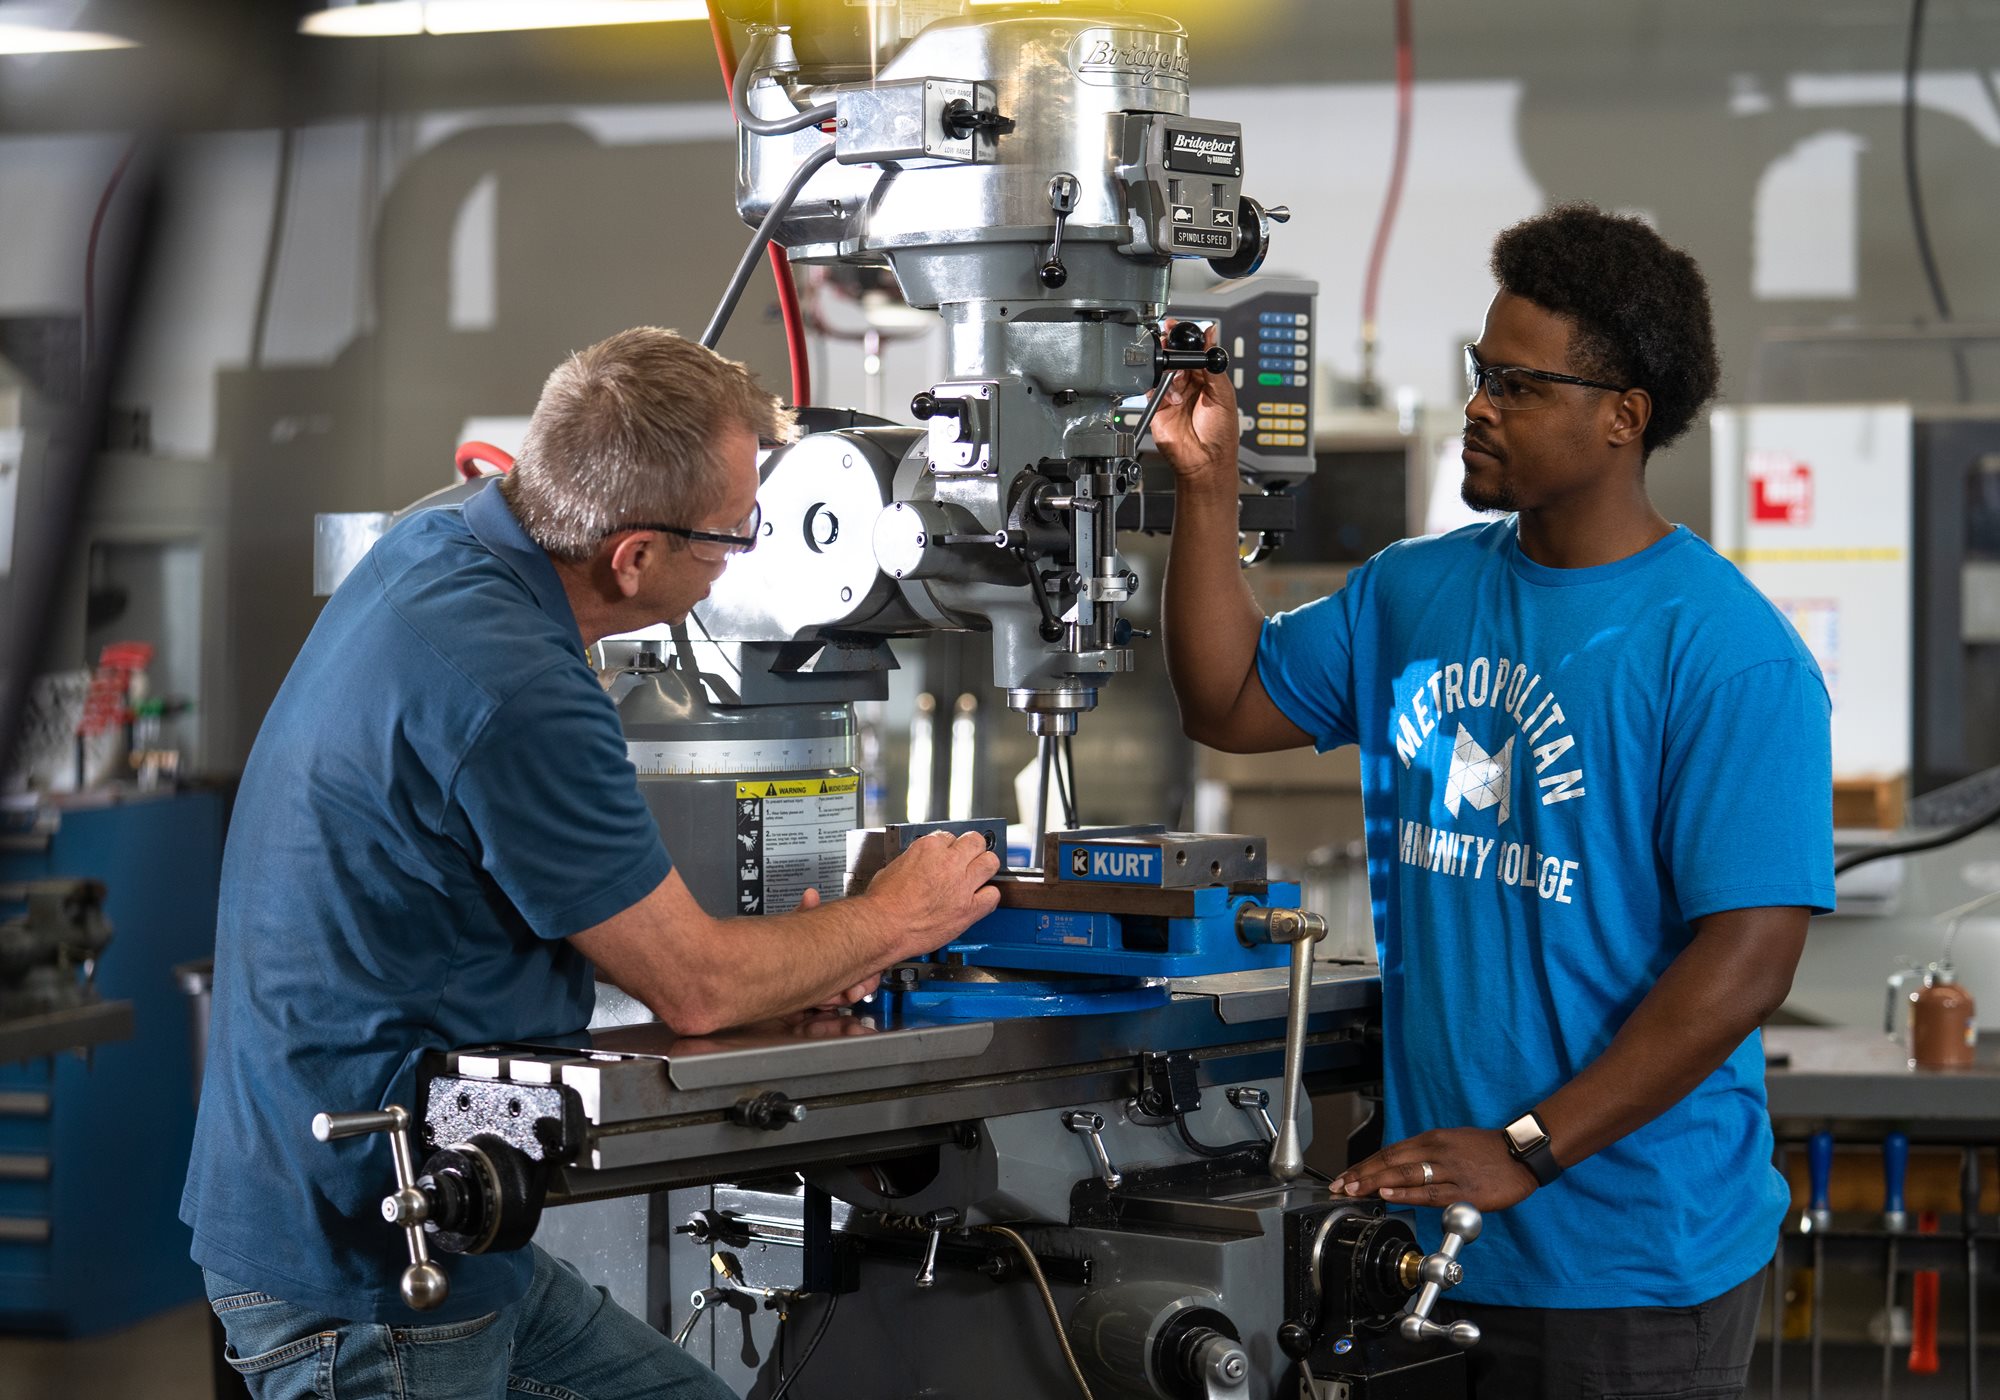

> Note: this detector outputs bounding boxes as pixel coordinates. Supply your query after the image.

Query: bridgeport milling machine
[310,5,1484,1396]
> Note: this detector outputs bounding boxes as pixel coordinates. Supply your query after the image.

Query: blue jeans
[204,1246,736,1400]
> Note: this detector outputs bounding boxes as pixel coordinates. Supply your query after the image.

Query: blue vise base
[935,879,1303,979]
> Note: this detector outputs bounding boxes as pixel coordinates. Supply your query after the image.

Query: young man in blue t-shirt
[1155,204,1833,1398]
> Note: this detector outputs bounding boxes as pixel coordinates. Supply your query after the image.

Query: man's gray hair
[501,327,794,561]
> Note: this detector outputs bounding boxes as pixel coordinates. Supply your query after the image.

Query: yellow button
[1255,433,1278,446]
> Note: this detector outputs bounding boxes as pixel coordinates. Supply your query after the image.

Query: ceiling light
[300,0,708,37]
[423,1,707,33]
[300,2,422,36]
[0,3,135,52]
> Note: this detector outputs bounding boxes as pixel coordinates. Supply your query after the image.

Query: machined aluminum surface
[738,13,1191,265]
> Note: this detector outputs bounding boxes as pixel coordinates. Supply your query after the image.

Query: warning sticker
[733,775,859,916]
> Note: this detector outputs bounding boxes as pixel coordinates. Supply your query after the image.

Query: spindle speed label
[733,776,859,916]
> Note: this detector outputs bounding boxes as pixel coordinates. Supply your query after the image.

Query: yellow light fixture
[300,0,708,37]
[0,4,136,52]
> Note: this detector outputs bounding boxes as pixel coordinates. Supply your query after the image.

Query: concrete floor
[0,1300,216,1400]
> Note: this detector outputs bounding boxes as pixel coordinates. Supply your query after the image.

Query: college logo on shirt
[1389,653,1586,906]
[1390,653,1585,808]
[1443,725,1514,824]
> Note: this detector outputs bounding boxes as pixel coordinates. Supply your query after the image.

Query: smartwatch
[1503,1111,1563,1186]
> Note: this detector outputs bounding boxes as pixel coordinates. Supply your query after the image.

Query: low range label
[733,775,859,916]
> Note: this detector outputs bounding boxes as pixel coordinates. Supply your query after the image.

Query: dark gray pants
[1433,1269,1765,1400]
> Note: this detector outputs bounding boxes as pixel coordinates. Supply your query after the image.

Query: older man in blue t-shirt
[1155,205,1833,1399]
[182,328,1000,1398]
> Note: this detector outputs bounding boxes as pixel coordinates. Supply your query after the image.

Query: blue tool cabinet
[0,789,225,1334]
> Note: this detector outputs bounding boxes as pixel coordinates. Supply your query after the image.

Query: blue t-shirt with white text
[1258,519,1834,1308]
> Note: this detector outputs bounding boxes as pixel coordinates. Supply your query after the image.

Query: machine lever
[311,1104,449,1311]
[1225,1085,1279,1142]
[1395,1202,1483,1349]
[1234,906,1327,1180]
[910,391,966,422]
[1062,1110,1123,1190]
[914,1207,961,1287]
[672,1287,726,1347]
[1041,172,1079,289]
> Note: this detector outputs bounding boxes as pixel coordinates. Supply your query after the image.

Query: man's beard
[1461,471,1519,514]
[1460,428,1516,513]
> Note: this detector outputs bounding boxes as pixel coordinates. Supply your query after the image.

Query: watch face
[1505,1115,1545,1152]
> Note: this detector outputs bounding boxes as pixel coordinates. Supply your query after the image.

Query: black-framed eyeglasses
[1463,344,1627,411]
[608,501,763,560]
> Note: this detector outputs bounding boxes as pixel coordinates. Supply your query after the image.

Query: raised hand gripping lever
[1396,1202,1483,1348]
[311,1106,449,1310]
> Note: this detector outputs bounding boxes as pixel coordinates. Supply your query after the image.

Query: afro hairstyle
[1490,203,1720,459]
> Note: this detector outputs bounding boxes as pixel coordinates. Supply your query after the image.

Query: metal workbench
[1763,1026,1999,1400]
[1765,1026,2000,1136]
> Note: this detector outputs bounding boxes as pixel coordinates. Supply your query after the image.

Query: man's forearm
[1164,479,1266,741]
[583,889,902,1036]
[1534,909,1805,1167]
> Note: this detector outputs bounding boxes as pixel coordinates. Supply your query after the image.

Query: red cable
[1360,0,1414,339]
[455,441,515,481]
[769,246,811,408]
[706,1,813,407]
[83,139,138,366]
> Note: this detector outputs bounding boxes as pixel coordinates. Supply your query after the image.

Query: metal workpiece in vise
[1236,905,1328,1181]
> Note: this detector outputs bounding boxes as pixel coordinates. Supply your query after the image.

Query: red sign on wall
[1749,451,1813,526]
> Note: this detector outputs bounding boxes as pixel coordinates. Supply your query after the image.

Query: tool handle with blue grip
[1883,1131,1908,1231]
[1809,1130,1834,1230]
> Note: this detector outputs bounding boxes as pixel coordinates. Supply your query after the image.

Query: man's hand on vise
[1149,322,1241,493]
[792,887,886,1007]
[1330,1127,1539,1214]
[864,831,1002,960]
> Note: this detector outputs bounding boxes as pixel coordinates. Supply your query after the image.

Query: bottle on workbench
[1907,963,1977,1069]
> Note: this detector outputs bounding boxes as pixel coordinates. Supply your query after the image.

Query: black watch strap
[1504,1111,1563,1186]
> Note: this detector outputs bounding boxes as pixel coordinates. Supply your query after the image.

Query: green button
[1257,372,1285,385]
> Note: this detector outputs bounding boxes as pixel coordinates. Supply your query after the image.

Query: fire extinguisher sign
[1749,450,1813,526]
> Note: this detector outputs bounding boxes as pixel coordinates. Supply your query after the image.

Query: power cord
[766,1292,837,1400]
[979,1226,1095,1400]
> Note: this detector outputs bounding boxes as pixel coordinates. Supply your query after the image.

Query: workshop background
[1,0,1998,1397]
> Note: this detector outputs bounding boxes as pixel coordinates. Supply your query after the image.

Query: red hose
[706,0,813,407]
[455,441,515,481]
[83,140,138,366]
[1360,0,1414,343]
